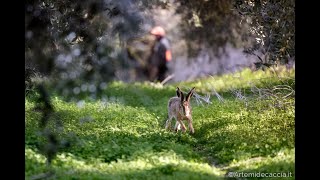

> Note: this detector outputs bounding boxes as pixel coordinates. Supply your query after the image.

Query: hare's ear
[180,90,184,102]
[176,87,181,97]
[186,87,195,102]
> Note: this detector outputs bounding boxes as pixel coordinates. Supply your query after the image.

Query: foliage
[234,0,295,65]
[25,0,295,95]
[175,0,294,66]
[25,0,166,97]
[175,0,247,57]
[26,68,294,179]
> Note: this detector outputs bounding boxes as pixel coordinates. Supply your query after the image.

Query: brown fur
[165,87,195,134]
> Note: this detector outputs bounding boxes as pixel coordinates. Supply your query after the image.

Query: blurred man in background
[147,26,172,82]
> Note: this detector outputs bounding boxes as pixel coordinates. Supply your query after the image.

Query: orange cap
[150,26,165,37]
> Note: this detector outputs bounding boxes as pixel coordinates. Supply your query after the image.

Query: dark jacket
[150,37,171,68]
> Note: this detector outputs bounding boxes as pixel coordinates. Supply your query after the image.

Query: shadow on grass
[26,132,224,179]
[192,115,294,166]
[26,163,223,180]
[26,127,202,165]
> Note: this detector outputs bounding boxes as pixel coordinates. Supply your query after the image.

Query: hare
[165,87,195,134]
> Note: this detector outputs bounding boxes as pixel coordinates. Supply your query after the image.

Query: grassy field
[25,67,295,179]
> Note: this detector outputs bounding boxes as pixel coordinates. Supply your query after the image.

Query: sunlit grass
[179,67,294,93]
[26,148,224,180]
[25,67,295,179]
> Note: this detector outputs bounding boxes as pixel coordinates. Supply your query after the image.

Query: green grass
[25,67,295,179]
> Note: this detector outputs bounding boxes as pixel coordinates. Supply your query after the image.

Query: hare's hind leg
[187,117,194,134]
[175,119,187,132]
[174,120,181,132]
[165,115,173,130]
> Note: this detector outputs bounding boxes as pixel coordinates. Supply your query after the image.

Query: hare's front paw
[190,128,194,134]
